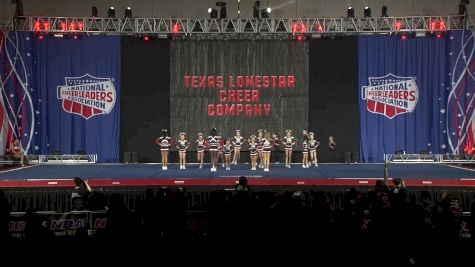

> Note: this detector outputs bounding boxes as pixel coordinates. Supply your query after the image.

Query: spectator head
[74,177,84,187]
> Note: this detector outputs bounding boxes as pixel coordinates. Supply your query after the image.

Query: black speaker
[123,152,131,163]
[344,152,351,163]
[351,152,360,163]
[131,152,138,163]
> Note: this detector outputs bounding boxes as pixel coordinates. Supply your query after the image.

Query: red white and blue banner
[0,32,120,162]
[359,31,475,162]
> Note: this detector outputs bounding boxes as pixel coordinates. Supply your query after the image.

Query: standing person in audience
[248,135,258,171]
[283,129,297,168]
[155,129,172,170]
[208,128,221,172]
[196,133,206,169]
[223,139,233,170]
[232,130,244,165]
[176,132,190,170]
[308,132,320,167]
[71,177,92,211]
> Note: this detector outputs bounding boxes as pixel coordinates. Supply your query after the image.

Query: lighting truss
[0,16,472,35]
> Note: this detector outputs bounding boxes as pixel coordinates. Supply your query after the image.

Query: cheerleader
[155,129,172,170]
[262,132,273,172]
[248,135,258,171]
[232,130,244,165]
[176,132,190,169]
[308,132,320,167]
[196,133,206,169]
[257,129,264,168]
[283,129,297,168]
[302,129,308,167]
[302,135,309,168]
[208,128,221,172]
[223,139,233,170]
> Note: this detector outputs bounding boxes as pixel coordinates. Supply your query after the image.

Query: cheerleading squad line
[155,128,321,172]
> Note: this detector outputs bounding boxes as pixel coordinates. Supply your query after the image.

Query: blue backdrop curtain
[0,32,120,162]
[359,31,475,163]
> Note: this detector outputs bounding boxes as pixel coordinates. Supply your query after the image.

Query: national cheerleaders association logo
[361,73,418,119]
[57,74,116,119]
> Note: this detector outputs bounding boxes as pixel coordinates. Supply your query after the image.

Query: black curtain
[120,37,170,162]
[309,37,360,162]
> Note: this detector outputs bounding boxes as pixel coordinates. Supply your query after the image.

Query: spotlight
[72,34,80,40]
[364,6,371,17]
[347,7,355,18]
[381,6,388,17]
[208,7,212,13]
[261,8,271,18]
[108,6,115,18]
[216,1,227,19]
[253,1,261,19]
[143,35,150,42]
[401,34,407,40]
[125,6,132,18]
[436,33,442,39]
[91,6,98,17]
[37,33,45,40]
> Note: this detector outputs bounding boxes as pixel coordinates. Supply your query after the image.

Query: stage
[1,163,475,188]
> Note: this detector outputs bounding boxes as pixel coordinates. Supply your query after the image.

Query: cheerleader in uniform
[302,135,309,168]
[223,139,233,170]
[302,129,308,167]
[155,129,172,170]
[283,129,297,168]
[248,135,258,171]
[262,132,274,172]
[257,129,264,168]
[208,128,221,172]
[196,133,207,169]
[232,130,244,165]
[176,132,190,169]
[308,132,320,167]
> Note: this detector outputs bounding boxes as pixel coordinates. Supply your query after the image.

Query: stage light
[108,6,115,18]
[401,34,407,40]
[78,22,84,31]
[43,21,50,31]
[143,35,150,42]
[364,6,371,18]
[91,6,98,17]
[436,33,442,39]
[430,20,437,32]
[73,34,80,40]
[172,22,181,33]
[253,1,261,19]
[381,6,388,17]
[34,20,41,31]
[439,20,446,30]
[61,21,67,31]
[209,8,218,18]
[396,20,402,31]
[37,33,45,40]
[297,35,303,41]
[266,7,272,13]
[317,24,324,32]
[208,7,212,13]
[125,6,132,18]
[261,8,270,18]
[347,7,354,18]
[216,1,227,19]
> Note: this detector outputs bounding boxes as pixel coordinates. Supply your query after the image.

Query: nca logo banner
[57,74,116,119]
[361,74,418,119]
